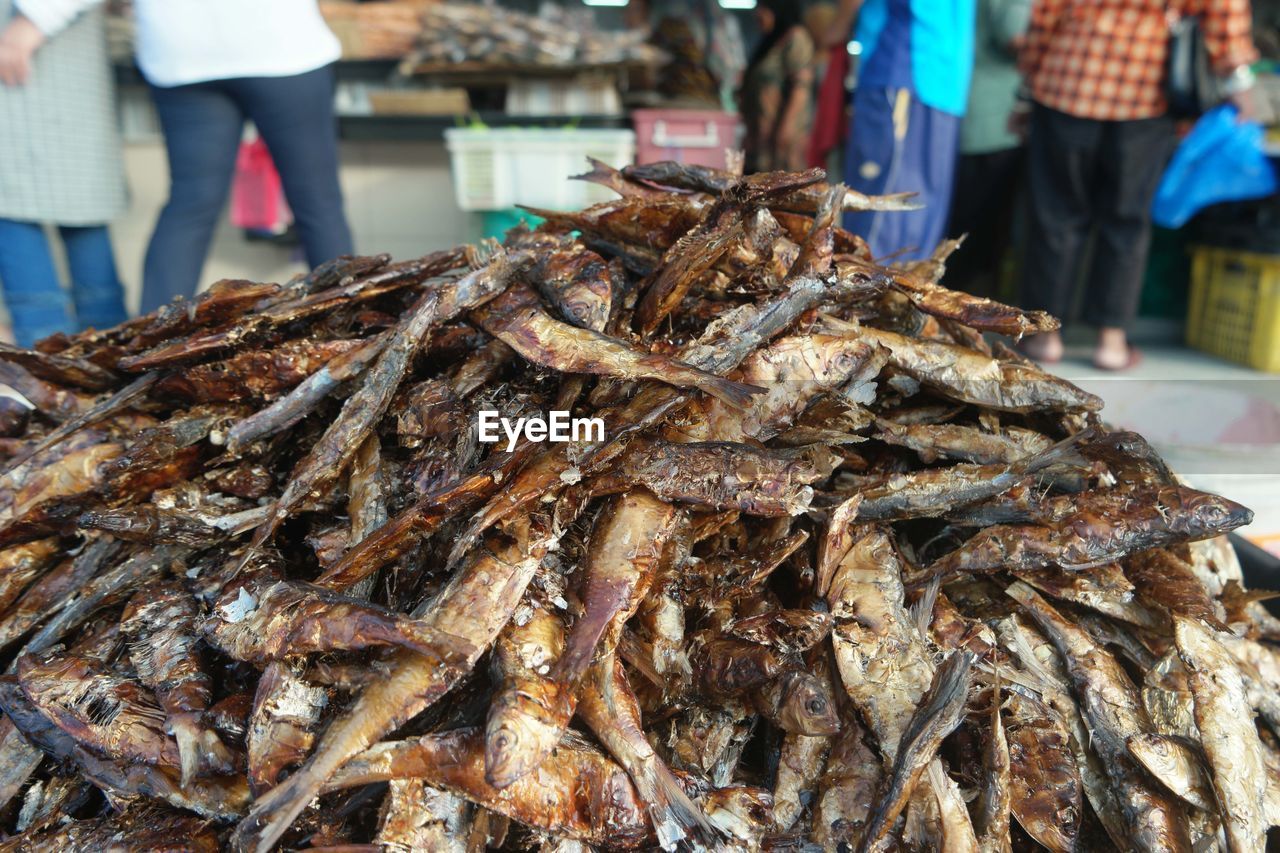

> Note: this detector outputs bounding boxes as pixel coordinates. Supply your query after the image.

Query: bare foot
[1092,327,1136,370]
[1019,331,1063,363]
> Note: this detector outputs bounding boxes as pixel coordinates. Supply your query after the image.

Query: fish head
[1176,489,1254,538]
[703,785,775,847]
[772,669,841,736]
[729,609,833,656]
[696,637,779,695]
[483,686,567,789]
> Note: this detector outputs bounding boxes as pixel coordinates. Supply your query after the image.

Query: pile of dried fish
[0,158,1271,853]
[403,4,664,69]
[319,1,432,61]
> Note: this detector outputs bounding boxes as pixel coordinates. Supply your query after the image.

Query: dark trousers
[1020,104,1174,330]
[142,64,353,313]
[945,146,1024,297]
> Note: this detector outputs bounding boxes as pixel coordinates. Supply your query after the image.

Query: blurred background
[3,0,1280,550]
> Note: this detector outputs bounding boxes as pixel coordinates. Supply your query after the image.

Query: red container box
[632,109,742,169]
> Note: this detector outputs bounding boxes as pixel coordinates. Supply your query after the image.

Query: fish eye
[807,698,826,714]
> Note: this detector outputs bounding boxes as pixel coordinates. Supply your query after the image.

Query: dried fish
[1174,616,1268,852]
[593,438,838,515]
[204,577,458,664]
[1003,690,1081,853]
[17,650,181,769]
[484,605,566,789]
[246,659,327,796]
[1125,732,1215,812]
[473,282,761,408]
[929,485,1252,580]
[850,430,1086,521]
[975,683,1012,853]
[621,160,917,213]
[578,654,718,849]
[1007,582,1191,852]
[773,654,840,831]
[324,728,654,849]
[826,525,935,761]
[376,778,470,853]
[234,520,556,852]
[849,322,1102,413]
[121,579,234,784]
[860,650,974,852]
[485,492,675,791]
[0,160,1263,853]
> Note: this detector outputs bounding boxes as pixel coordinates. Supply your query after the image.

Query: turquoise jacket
[855,0,977,117]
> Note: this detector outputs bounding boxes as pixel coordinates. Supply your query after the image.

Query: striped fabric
[1020,0,1258,121]
[0,0,128,225]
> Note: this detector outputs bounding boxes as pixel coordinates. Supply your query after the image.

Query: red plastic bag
[230,138,291,231]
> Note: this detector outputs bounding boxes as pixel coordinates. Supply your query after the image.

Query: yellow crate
[1187,246,1280,373]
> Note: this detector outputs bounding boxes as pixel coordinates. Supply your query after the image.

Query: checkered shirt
[1020,0,1258,121]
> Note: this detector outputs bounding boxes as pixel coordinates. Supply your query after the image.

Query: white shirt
[19,0,342,87]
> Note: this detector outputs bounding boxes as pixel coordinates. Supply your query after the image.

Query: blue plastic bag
[1152,104,1278,229]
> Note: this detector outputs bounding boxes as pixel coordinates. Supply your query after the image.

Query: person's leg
[944,152,990,291]
[230,66,353,268]
[1084,115,1175,369]
[846,88,960,262]
[0,219,74,348]
[142,81,245,314]
[1018,104,1101,361]
[844,86,902,258]
[985,146,1027,292]
[945,147,1023,296]
[58,225,128,332]
[908,101,962,260]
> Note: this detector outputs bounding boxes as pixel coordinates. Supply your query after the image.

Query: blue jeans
[143,64,353,313]
[0,220,129,348]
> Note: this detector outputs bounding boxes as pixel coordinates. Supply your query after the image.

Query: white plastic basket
[444,127,636,212]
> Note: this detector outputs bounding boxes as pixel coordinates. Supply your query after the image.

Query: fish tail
[230,763,323,853]
[517,206,578,231]
[859,191,924,212]
[198,726,237,776]
[1016,427,1095,476]
[173,712,236,786]
[570,157,625,194]
[173,716,201,789]
[816,184,845,227]
[698,376,765,411]
[635,760,722,851]
[200,722,236,768]
[230,711,368,853]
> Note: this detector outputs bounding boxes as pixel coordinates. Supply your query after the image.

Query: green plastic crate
[476,208,544,242]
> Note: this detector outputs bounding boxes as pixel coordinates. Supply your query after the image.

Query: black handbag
[1167,15,1222,117]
